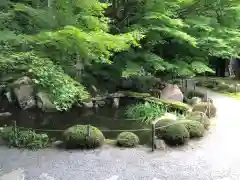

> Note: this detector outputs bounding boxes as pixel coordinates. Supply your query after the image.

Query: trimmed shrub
[180,120,205,138]
[63,125,105,149]
[155,119,175,138]
[186,111,210,129]
[227,85,236,93]
[163,124,190,145]
[116,132,139,147]
[217,82,229,91]
[155,119,190,145]
[0,126,49,150]
[192,102,216,118]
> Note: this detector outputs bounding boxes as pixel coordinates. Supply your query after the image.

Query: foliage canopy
[1,0,240,110]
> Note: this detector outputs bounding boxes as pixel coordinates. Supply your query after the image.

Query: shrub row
[155,114,209,146]
[0,111,211,150]
[63,125,140,149]
[0,125,140,150]
[196,79,239,93]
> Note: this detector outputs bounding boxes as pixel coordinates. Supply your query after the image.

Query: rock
[161,112,177,121]
[160,84,184,102]
[4,91,12,103]
[189,97,201,105]
[52,140,64,147]
[121,78,133,89]
[0,84,6,96]
[12,76,36,110]
[154,136,166,150]
[82,101,94,108]
[96,100,105,107]
[0,112,12,117]
[36,92,56,112]
[112,97,120,108]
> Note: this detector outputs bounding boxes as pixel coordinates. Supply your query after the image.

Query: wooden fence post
[151,123,155,152]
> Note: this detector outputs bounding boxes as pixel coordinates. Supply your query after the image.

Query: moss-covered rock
[192,102,216,118]
[186,111,210,129]
[145,97,191,113]
[121,91,151,98]
[180,120,205,138]
[116,132,139,147]
[63,125,105,149]
[155,119,189,145]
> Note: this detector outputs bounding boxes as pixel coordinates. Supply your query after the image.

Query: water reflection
[0,97,151,145]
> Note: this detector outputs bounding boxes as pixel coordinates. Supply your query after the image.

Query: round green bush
[186,111,210,130]
[181,120,205,138]
[155,119,189,145]
[155,119,175,138]
[116,132,139,147]
[192,102,216,118]
[63,125,105,149]
[217,82,229,91]
[163,124,190,146]
[227,84,236,93]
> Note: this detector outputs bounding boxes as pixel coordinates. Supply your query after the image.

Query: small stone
[112,98,120,108]
[82,101,94,108]
[52,140,63,147]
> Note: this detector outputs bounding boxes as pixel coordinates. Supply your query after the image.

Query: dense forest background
[1,0,240,110]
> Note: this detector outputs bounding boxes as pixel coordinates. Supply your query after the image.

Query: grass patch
[125,102,167,124]
[223,92,240,100]
[195,76,240,100]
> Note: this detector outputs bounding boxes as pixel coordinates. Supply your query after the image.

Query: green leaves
[28,54,90,111]
[125,102,167,124]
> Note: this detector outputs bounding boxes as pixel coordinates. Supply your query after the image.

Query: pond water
[0,97,152,145]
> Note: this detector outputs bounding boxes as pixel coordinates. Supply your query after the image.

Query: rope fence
[10,118,204,152]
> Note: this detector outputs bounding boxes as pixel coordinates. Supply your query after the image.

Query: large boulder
[12,77,36,110]
[36,92,56,112]
[160,84,184,102]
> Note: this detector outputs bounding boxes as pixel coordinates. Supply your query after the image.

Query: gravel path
[1,88,240,180]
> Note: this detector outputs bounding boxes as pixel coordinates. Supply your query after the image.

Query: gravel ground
[1,87,240,180]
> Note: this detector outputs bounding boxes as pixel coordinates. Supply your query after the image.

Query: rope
[94,115,140,121]
[18,127,64,132]
[16,121,192,133]
[17,126,151,132]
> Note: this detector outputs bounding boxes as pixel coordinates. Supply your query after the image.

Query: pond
[0,97,152,145]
